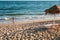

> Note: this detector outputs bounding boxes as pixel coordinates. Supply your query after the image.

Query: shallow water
[0,14,60,24]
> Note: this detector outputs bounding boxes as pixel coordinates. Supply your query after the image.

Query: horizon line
[0,0,60,1]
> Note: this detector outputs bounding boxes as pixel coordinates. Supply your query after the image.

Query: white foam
[0,14,60,23]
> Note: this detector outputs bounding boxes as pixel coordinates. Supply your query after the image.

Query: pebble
[0,24,60,40]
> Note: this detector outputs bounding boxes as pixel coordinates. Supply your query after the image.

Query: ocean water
[0,1,60,23]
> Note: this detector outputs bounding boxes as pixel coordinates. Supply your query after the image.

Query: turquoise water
[0,1,60,23]
[0,1,60,14]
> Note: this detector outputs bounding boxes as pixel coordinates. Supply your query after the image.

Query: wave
[0,6,22,10]
[0,13,45,16]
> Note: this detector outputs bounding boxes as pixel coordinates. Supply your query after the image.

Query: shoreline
[0,18,60,25]
[0,18,60,27]
[12,18,60,25]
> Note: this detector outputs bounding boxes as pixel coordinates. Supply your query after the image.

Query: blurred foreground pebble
[0,23,60,40]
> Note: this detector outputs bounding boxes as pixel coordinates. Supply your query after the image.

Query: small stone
[31,36,34,38]
[26,38,28,40]
[57,31,60,36]
[51,36,54,39]
[48,34,50,37]
[42,39,45,40]
[7,33,10,35]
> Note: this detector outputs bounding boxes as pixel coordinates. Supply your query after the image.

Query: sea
[0,1,60,23]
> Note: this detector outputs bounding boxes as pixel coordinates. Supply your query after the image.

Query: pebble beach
[0,20,60,40]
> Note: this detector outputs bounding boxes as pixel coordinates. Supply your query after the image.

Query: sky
[0,0,60,1]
